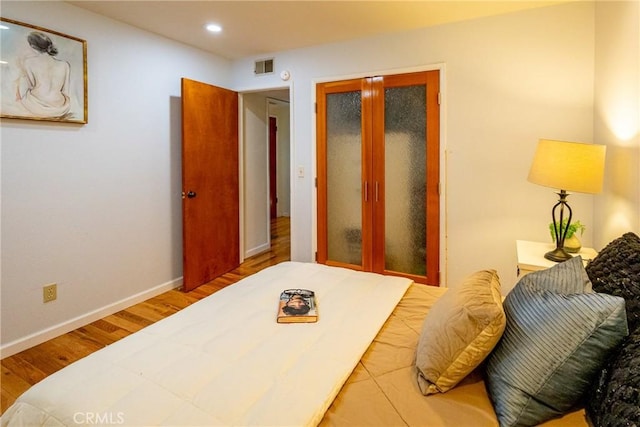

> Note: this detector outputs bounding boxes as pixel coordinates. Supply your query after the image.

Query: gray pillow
[485,256,628,427]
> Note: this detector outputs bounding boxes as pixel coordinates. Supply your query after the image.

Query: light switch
[297,166,305,178]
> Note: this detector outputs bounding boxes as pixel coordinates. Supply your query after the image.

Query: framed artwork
[0,18,87,124]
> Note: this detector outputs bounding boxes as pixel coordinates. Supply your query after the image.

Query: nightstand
[516,240,598,278]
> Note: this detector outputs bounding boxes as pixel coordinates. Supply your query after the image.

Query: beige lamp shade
[528,139,606,194]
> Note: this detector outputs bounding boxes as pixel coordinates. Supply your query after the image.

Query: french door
[316,70,440,285]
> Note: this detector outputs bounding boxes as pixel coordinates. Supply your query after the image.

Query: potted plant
[549,219,586,253]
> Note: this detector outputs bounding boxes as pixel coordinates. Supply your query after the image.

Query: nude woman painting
[16,31,72,118]
[0,18,87,123]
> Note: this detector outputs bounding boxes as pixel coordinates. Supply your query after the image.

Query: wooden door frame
[313,65,445,285]
[269,116,278,220]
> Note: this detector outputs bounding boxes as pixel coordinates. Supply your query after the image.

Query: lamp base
[544,247,572,262]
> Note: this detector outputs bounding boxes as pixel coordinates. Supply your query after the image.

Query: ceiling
[67,1,572,60]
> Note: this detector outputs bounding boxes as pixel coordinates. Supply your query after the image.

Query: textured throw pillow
[585,232,640,427]
[415,269,506,395]
[588,329,640,427]
[586,232,640,333]
[485,256,628,427]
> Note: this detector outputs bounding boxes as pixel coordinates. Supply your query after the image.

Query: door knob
[187,191,197,198]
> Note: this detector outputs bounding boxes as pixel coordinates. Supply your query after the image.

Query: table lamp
[527,139,606,262]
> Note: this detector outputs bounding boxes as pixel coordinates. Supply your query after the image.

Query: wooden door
[316,71,440,285]
[181,78,239,291]
[371,71,440,285]
[316,78,374,272]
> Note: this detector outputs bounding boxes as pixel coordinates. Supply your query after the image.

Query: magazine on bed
[277,289,318,323]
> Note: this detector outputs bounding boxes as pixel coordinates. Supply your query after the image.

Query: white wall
[270,100,291,217]
[0,1,232,355]
[242,93,270,257]
[232,2,596,293]
[593,0,640,245]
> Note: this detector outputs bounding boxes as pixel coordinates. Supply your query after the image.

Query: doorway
[241,90,291,261]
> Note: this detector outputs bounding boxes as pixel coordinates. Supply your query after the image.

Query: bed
[319,280,588,427]
[1,261,590,426]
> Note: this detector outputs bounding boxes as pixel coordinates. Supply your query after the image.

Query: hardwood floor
[0,216,290,415]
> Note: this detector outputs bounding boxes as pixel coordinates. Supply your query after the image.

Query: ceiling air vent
[254,58,274,75]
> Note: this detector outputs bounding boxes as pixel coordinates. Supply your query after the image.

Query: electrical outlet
[43,283,57,303]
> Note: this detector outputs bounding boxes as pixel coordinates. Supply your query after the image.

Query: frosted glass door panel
[326,91,362,265]
[317,70,439,284]
[384,85,426,275]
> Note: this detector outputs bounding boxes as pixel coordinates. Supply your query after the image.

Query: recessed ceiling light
[205,24,222,33]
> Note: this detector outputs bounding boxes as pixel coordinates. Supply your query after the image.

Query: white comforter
[2,262,411,427]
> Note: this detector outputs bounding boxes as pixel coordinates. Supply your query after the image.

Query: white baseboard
[0,277,183,359]
[245,242,270,258]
